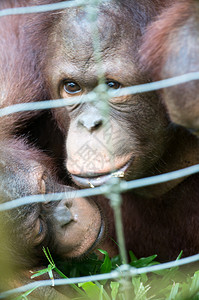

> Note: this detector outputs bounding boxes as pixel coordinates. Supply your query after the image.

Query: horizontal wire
[0,0,86,16]
[0,72,199,117]
[1,2,199,297]
[1,253,199,299]
[0,0,111,16]
[1,164,199,211]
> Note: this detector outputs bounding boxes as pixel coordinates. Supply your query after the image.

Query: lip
[71,159,133,188]
[84,210,106,255]
[91,218,105,249]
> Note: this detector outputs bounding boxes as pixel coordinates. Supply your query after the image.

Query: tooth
[88,181,95,188]
[111,171,124,178]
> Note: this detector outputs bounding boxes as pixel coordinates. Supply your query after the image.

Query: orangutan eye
[64,81,82,94]
[38,220,43,235]
[106,80,121,90]
[33,218,45,245]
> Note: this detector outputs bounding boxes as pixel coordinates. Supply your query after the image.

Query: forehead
[56,4,139,63]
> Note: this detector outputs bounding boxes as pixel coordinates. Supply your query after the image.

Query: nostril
[78,114,103,132]
[93,119,102,130]
[54,206,73,227]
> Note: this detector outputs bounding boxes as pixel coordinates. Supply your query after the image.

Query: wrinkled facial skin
[0,142,104,269]
[46,5,170,191]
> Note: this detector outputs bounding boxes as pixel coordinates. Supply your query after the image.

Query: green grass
[17,248,199,300]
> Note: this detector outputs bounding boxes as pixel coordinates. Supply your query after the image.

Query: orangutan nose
[77,105,104,133]
[54,205,73,227]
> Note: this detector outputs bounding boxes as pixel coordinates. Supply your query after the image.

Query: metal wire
[1,73,199,117]
[0,0,199,298]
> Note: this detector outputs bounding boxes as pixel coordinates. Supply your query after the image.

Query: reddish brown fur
[139,0,199,131]
[33,0,199,263]
[15,0,199,263]
[2,1,199,298]
[140,1,192,79]
[0,2,103,298]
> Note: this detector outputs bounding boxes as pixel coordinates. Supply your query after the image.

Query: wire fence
[1,0,199,299]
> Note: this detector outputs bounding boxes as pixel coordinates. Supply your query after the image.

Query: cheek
[25,164,46,195]
[131,99,169,144]
[52,107,70,133]
[6,160,46,198]
[128,94,169,137]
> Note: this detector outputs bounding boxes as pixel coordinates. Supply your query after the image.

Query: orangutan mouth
[70,159,132,188]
